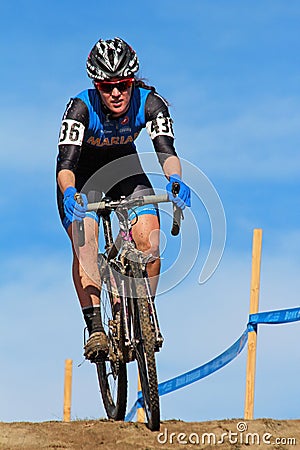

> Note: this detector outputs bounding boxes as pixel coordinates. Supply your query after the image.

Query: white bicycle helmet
[86,37,139,80]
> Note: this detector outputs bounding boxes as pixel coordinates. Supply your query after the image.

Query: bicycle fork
[120,278,164,358]
[143,278,164,351]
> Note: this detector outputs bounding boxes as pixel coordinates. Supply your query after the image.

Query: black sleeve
[56,97,89,174]
[144,91,178,167]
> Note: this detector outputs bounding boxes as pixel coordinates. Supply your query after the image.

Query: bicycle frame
[81,191,182,430]
[99,202,163,357]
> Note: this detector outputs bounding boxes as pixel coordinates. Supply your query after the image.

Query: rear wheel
[129,262,160,431]
[96,258,127,420]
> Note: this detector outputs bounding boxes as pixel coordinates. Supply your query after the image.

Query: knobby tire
[129,262,160,431]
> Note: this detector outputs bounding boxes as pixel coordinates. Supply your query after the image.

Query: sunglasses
[94,78,134,93]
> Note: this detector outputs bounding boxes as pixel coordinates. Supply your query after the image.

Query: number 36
[59,120,84,144]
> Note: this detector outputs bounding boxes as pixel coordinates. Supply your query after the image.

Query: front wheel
[96,259,127,420]
[129,263,160,431]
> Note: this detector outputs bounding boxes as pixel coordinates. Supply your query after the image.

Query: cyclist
[56,37,191,360]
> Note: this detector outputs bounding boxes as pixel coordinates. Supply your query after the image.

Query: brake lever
[74,193,85,247]
[171,182,183,236]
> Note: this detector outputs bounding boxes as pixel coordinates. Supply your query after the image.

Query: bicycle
[76,185,182,431]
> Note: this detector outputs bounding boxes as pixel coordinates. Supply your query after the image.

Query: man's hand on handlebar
[166,174,191,210]
[63,186,88,223]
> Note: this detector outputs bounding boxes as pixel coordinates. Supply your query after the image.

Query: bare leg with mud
[68,218,108,359]
[131,214,161,297]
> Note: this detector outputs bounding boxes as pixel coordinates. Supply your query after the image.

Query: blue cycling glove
[166,174,191,210]
[63,186,88,223]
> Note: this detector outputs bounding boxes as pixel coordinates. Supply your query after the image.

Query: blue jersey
[57,85,176,175]
[56,84,178,229]
[75,87,151,149]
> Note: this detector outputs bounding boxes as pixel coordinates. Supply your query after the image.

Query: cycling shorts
[57,173,159,232]
[81,203,159,231]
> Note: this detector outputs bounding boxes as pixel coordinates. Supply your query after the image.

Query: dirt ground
[0,418,299,450]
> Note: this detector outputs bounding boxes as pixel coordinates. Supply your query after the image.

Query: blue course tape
[248,306,300,331]
[125,329,248,422]
[157,329,248,397]
[125,306,300,422]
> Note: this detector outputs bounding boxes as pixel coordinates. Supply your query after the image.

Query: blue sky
[0,0,299,423]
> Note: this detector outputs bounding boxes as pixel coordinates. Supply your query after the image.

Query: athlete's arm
[145,90,191,208]
[56,97,89,193]
[57,169,76,194]
[145,91,181,178]
[162,155,182,179]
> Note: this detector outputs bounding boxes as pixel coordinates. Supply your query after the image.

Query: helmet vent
[87,37,139,81]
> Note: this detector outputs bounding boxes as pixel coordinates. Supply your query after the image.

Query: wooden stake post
[137,371,145,423]
[63,359,73,422]
[244,229,263,420]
